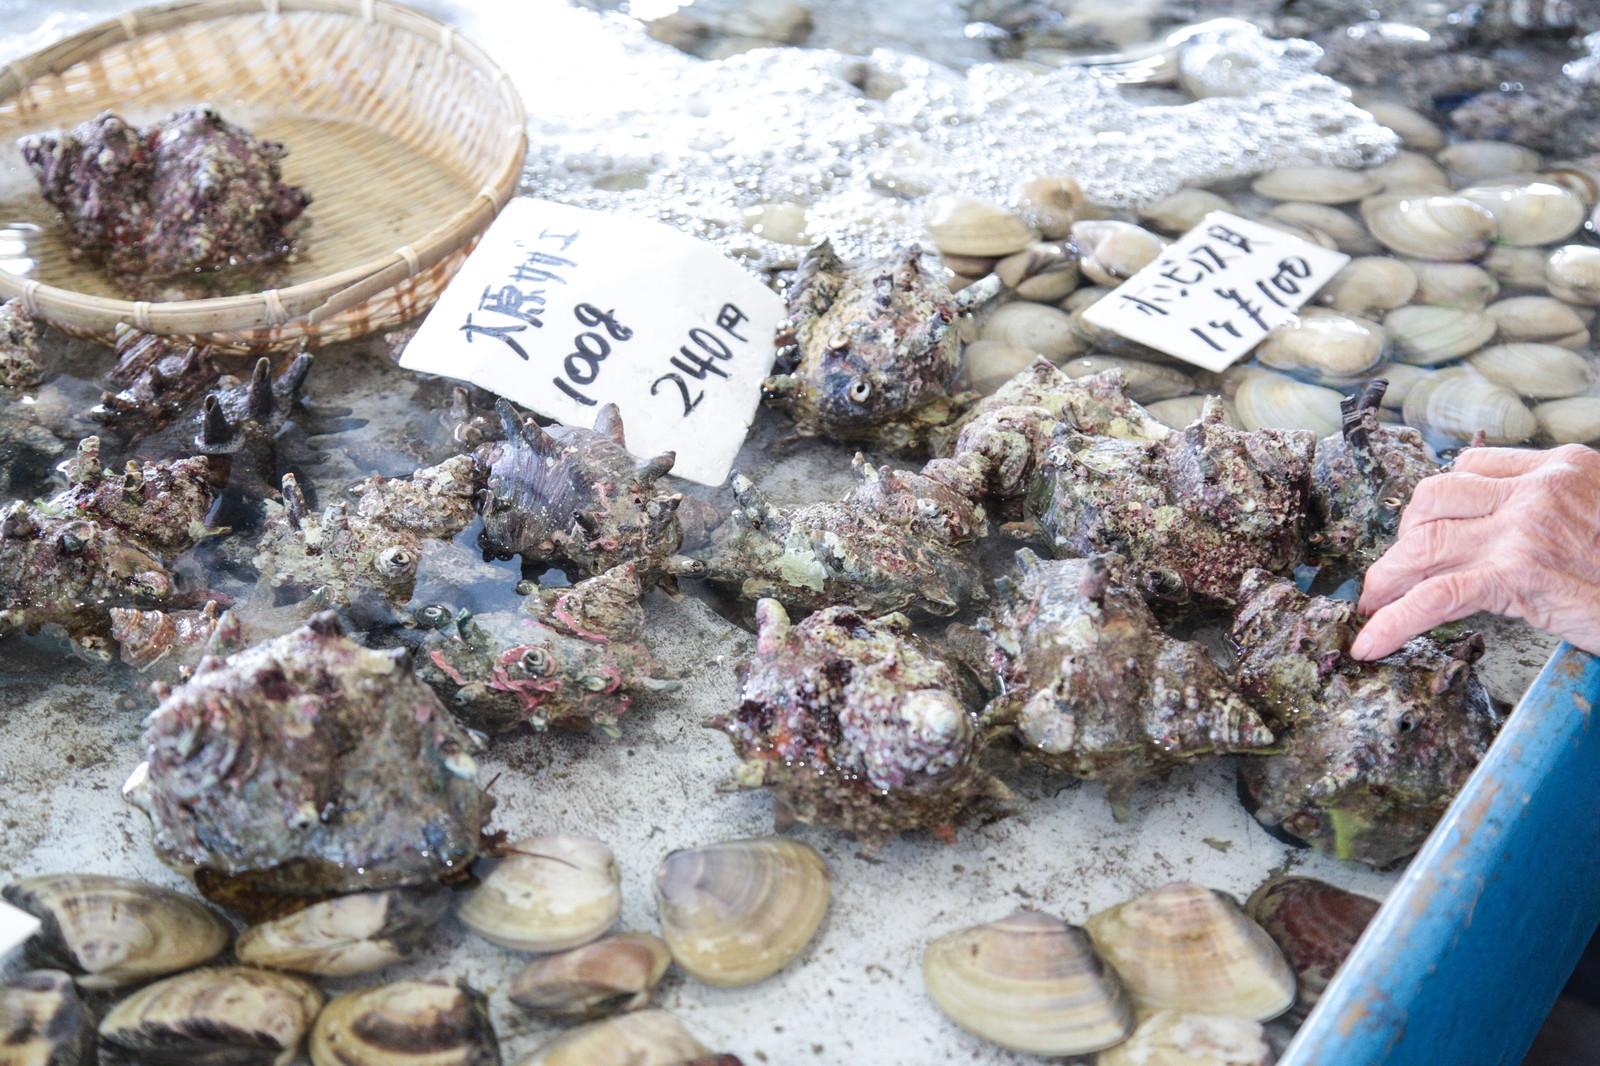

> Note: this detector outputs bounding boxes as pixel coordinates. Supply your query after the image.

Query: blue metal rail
[1282,644,1600,1065]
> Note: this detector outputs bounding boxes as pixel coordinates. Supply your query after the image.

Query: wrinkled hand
[1351,444,1600,660]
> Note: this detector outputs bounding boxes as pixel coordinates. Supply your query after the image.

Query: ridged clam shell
[962,341,1041,395]
[1268,203,1380,255]
[235,887,449,977]
[518,1009,710,1066]
[1251,166,1381,205]
[1366,150,1451,193]
[1,970,93,1066]
[1012,175,1084,240]
[1140,189,1232,234]
[1255,309,1384,381]
[1358,100,1444,152]
[1384,305,1497,366]
[2,873,230,990]
[1545,245,1600,305]
[1095,1010,1272,1066]
[922,910,1134,1055]
[1233,371,1344,437]
[1083,882,1295,1021]
[1459,181,1585,246]
[509,932,673,1020]
[458,834,621,953]
[653,836,829,987]
[1401,370,1537,445]
[1486,296,1591,348]
[1317,257,1417,317]
[1059,356,1193,403]
[980,301,1085,359]
[1484,246,1550,289]
[927,194,1038,257]
[1072,221,1167,287]
[311,979,498,1066]
[1437,141,1541,181]
[1361,194,1497,261]
[1534,397,1600,443]
[1404,260,1499,310]
[99,966,323,1066]
[1466,343,1596,399]
[995,242,1080,301]
[1144,395,1240,430]
[1245,877,1380,1010]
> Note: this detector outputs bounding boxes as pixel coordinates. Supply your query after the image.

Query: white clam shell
[1230,370,1344,437]
[980,301,1085,360]
[1485,296,1592,348]
[1317,257,1417,317]
[1458,181,1585,246]
[1139,189,1233,234]
[100,966,323,1066]
[1358,99,1444,152]
[509,932,673,1020]
[1404,260,1500,310]
[1012,175,1084,240]
[518,1009,712,1066]
[740,202,811,246]
[1371,362,1433,408]
[995,241,1080,301]
[2,873,230,990]
[1484,246,1551,289]
[1084,882,1294,1021]
[1072,220,1167,287]
[1401,369,1537,445]
[1542,162,1600,207]
[963,340,1044,395]
[1383,305,1497,366]
[1255,309,1385,381]
[1361,194,1497,261]
[235,888,448,977]
[922,909,1134,1056]
[1534,397,1600,444]
[1437,141,1542,182]
[1145,395,1240,429]
[1366,150,1451,194]
[1251,165,1381,205]
[1059,356,1194,403]
[1268,202,1381,255]
[1546,245,1600,305]
[311,978,497,1066]
[458,834,621,952]
[927,194,1038,257]
[1095,1010,1273,1066]
[1465,343,1596,400]
[654,835,829,987]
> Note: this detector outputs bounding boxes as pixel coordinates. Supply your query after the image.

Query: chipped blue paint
[1282,643,1600,1066]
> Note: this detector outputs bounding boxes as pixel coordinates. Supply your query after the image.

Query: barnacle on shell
[0,297,45,390]
[50,436,220,557]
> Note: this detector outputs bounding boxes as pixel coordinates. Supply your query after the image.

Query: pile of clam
[928,117,1600,452]
[2,833,829,1065]
[921,877,1381,1063]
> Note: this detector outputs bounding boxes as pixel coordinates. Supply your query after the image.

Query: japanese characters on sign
[401,199,786,486]
[1080,211,1350,372]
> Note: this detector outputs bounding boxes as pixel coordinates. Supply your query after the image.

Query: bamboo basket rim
[0,0,527,341]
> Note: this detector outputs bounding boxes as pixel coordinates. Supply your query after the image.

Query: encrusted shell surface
[1254,309,1384,382]
[921,910,1134,1055]
[0,970,94,1066]
[926,194,1037,257]
[1465,343,1595,400]
[1083,882,1294,1021]
[508,932,673,1020]
[310,979,499,1066]
[1546,244,1600,305]
[1361,194,1497,261]
[1144,395,1239,430]
[235,887,450,977]
[517,1009,711,1066]
[98,966,323,1066]
[1095,1010,1272,1066]
[1315,257,1417,317]
[1401,370,1538,445]
[1,873,229,990]
[1245,876,1380,1010]
[458,835,621,953]
[1252,166,1381,204]
[1485,296,1591,348]
[1458,181,1585,246]
[654,836,829,987]
[1383,305,1497,366]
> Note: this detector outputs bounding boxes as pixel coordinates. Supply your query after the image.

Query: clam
[1358,99,1444,152]
[1245,877,1380,1011]
[458,834,621,953]
[1485,296,1591,348]
[1534,397,1600,443]
[1458,181,1585,246]
[1371,362,1432,408]
[1545,245,1600,305]
[979,301,1085,360]
[1404,260,1499,310]
[1139,189,1232,235]
[940,253,999,279]
[922,910,1134,1055]
[2,873,229,990]
[99,966,323,1066]
[1251,165,1381,205]
[1254,309,1384,382]
[1383,305,1497,366]
[739,203,810,246]
[1083,882,1295,1020]
[1484,246,1551,289]
[235,887,450,977]
[1096,1010,1272,1066]
[1437,141,1542,182]
[1361,194,1497,261]
[311,979,497,1066]
[1541,161,1600,206]
[1072,221,1167,287]
[1268,203,1380,255]
[518,1009,711,1066]
[1366,150,1451,194]
[1316,257,1417,317]
[1466,343,1596,399]
[926,194,1038,257]
[1012,175,1085,240]
[509,932,673,1020]
[1059,356,1193,403]
[653,836,829,987]
[995,241,1080,302]
[1254,217,1338,250]
[1,970,93,1066]
[962,341,1042,395]
[1144,395,1240,430]
[1232,371,1344,437]
[1401,369,1537,445]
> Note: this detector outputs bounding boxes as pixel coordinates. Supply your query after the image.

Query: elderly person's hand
[1350,443,1600,660]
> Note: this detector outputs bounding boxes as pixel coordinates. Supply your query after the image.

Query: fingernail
[1349,633,1374,660]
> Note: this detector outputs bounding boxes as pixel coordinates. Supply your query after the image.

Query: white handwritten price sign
[400,199,786,487]
[0,897,40,959]
[1081,211,1350,372]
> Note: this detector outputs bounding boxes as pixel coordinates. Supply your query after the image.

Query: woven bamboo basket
[0,0,526,353]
